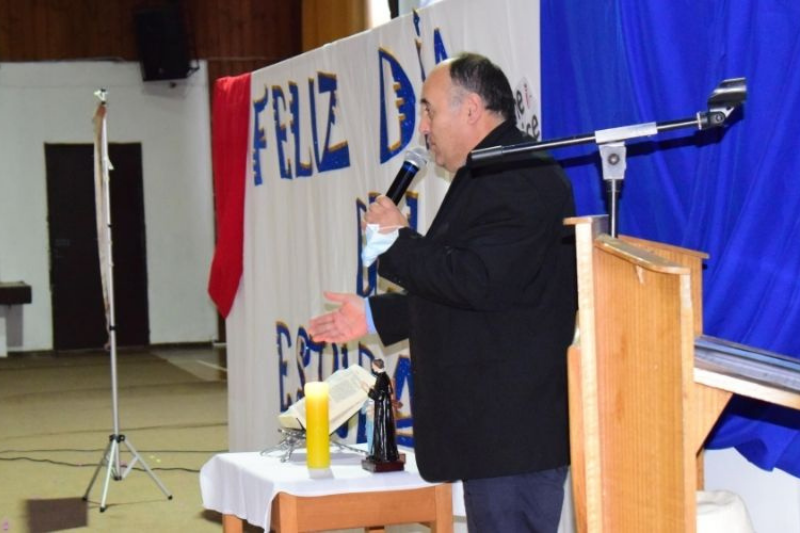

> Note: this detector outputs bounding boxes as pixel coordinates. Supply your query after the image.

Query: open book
[278,364,376,432]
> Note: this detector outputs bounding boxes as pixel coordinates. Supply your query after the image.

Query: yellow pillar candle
[304,381,330,469]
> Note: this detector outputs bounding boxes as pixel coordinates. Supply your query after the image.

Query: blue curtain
[541,0,800,475]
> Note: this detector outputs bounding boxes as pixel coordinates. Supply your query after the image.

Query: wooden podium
[566,216,800,533]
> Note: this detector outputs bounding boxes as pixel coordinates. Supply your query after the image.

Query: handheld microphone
[385,147,428,204]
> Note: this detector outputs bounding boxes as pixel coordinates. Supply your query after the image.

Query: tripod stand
[83,89,172,512]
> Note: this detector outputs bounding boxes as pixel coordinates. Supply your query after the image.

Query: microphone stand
[468,78,747,237]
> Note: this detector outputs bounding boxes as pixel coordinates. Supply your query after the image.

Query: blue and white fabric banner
[227,0,542,451]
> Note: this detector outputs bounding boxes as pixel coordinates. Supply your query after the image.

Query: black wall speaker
[134,5,191,82]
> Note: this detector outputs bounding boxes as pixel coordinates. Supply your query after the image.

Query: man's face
[418,66,469,173]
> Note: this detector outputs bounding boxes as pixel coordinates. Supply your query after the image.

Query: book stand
[261,428,367,462]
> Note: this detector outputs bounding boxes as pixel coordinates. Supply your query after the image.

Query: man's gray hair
[448,52,515,122]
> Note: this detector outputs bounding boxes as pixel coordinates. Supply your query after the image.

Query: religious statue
[362,359,405,472]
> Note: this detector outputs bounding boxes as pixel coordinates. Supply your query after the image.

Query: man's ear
[464,93,483,124]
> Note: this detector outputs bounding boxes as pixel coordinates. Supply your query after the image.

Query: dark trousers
[463,466,568,533]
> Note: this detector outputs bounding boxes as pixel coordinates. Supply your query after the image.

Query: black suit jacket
[371,121,577,482]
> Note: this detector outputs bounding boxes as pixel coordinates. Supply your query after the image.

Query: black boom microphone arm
[467,78,747,237]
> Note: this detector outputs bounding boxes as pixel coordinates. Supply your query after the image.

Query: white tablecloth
[200,447,464,529]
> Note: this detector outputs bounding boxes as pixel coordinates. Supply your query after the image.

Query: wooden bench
[0,281,32,356]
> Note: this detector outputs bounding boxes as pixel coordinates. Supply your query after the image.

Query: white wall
[705,447,800,532]
[0,61,217,350]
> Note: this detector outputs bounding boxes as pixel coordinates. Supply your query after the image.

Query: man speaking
[309,52,577,532]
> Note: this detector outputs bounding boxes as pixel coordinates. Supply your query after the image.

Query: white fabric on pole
[92,96,112,333]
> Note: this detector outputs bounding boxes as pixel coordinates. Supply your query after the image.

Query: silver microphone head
[405,146,429,169]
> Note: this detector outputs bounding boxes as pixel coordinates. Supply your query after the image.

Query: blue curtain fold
[542,0,800,475]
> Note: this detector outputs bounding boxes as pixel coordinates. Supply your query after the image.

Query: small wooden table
[222,484,453,533]
[201,450,454,533]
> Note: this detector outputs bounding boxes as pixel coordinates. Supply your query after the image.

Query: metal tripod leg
[83,434,121,512]
[98,437,119,511]
[83,434,172,512]
[83,436,115,505]
[122,436,172,499]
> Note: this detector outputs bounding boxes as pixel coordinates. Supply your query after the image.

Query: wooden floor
[0,345,236,532]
